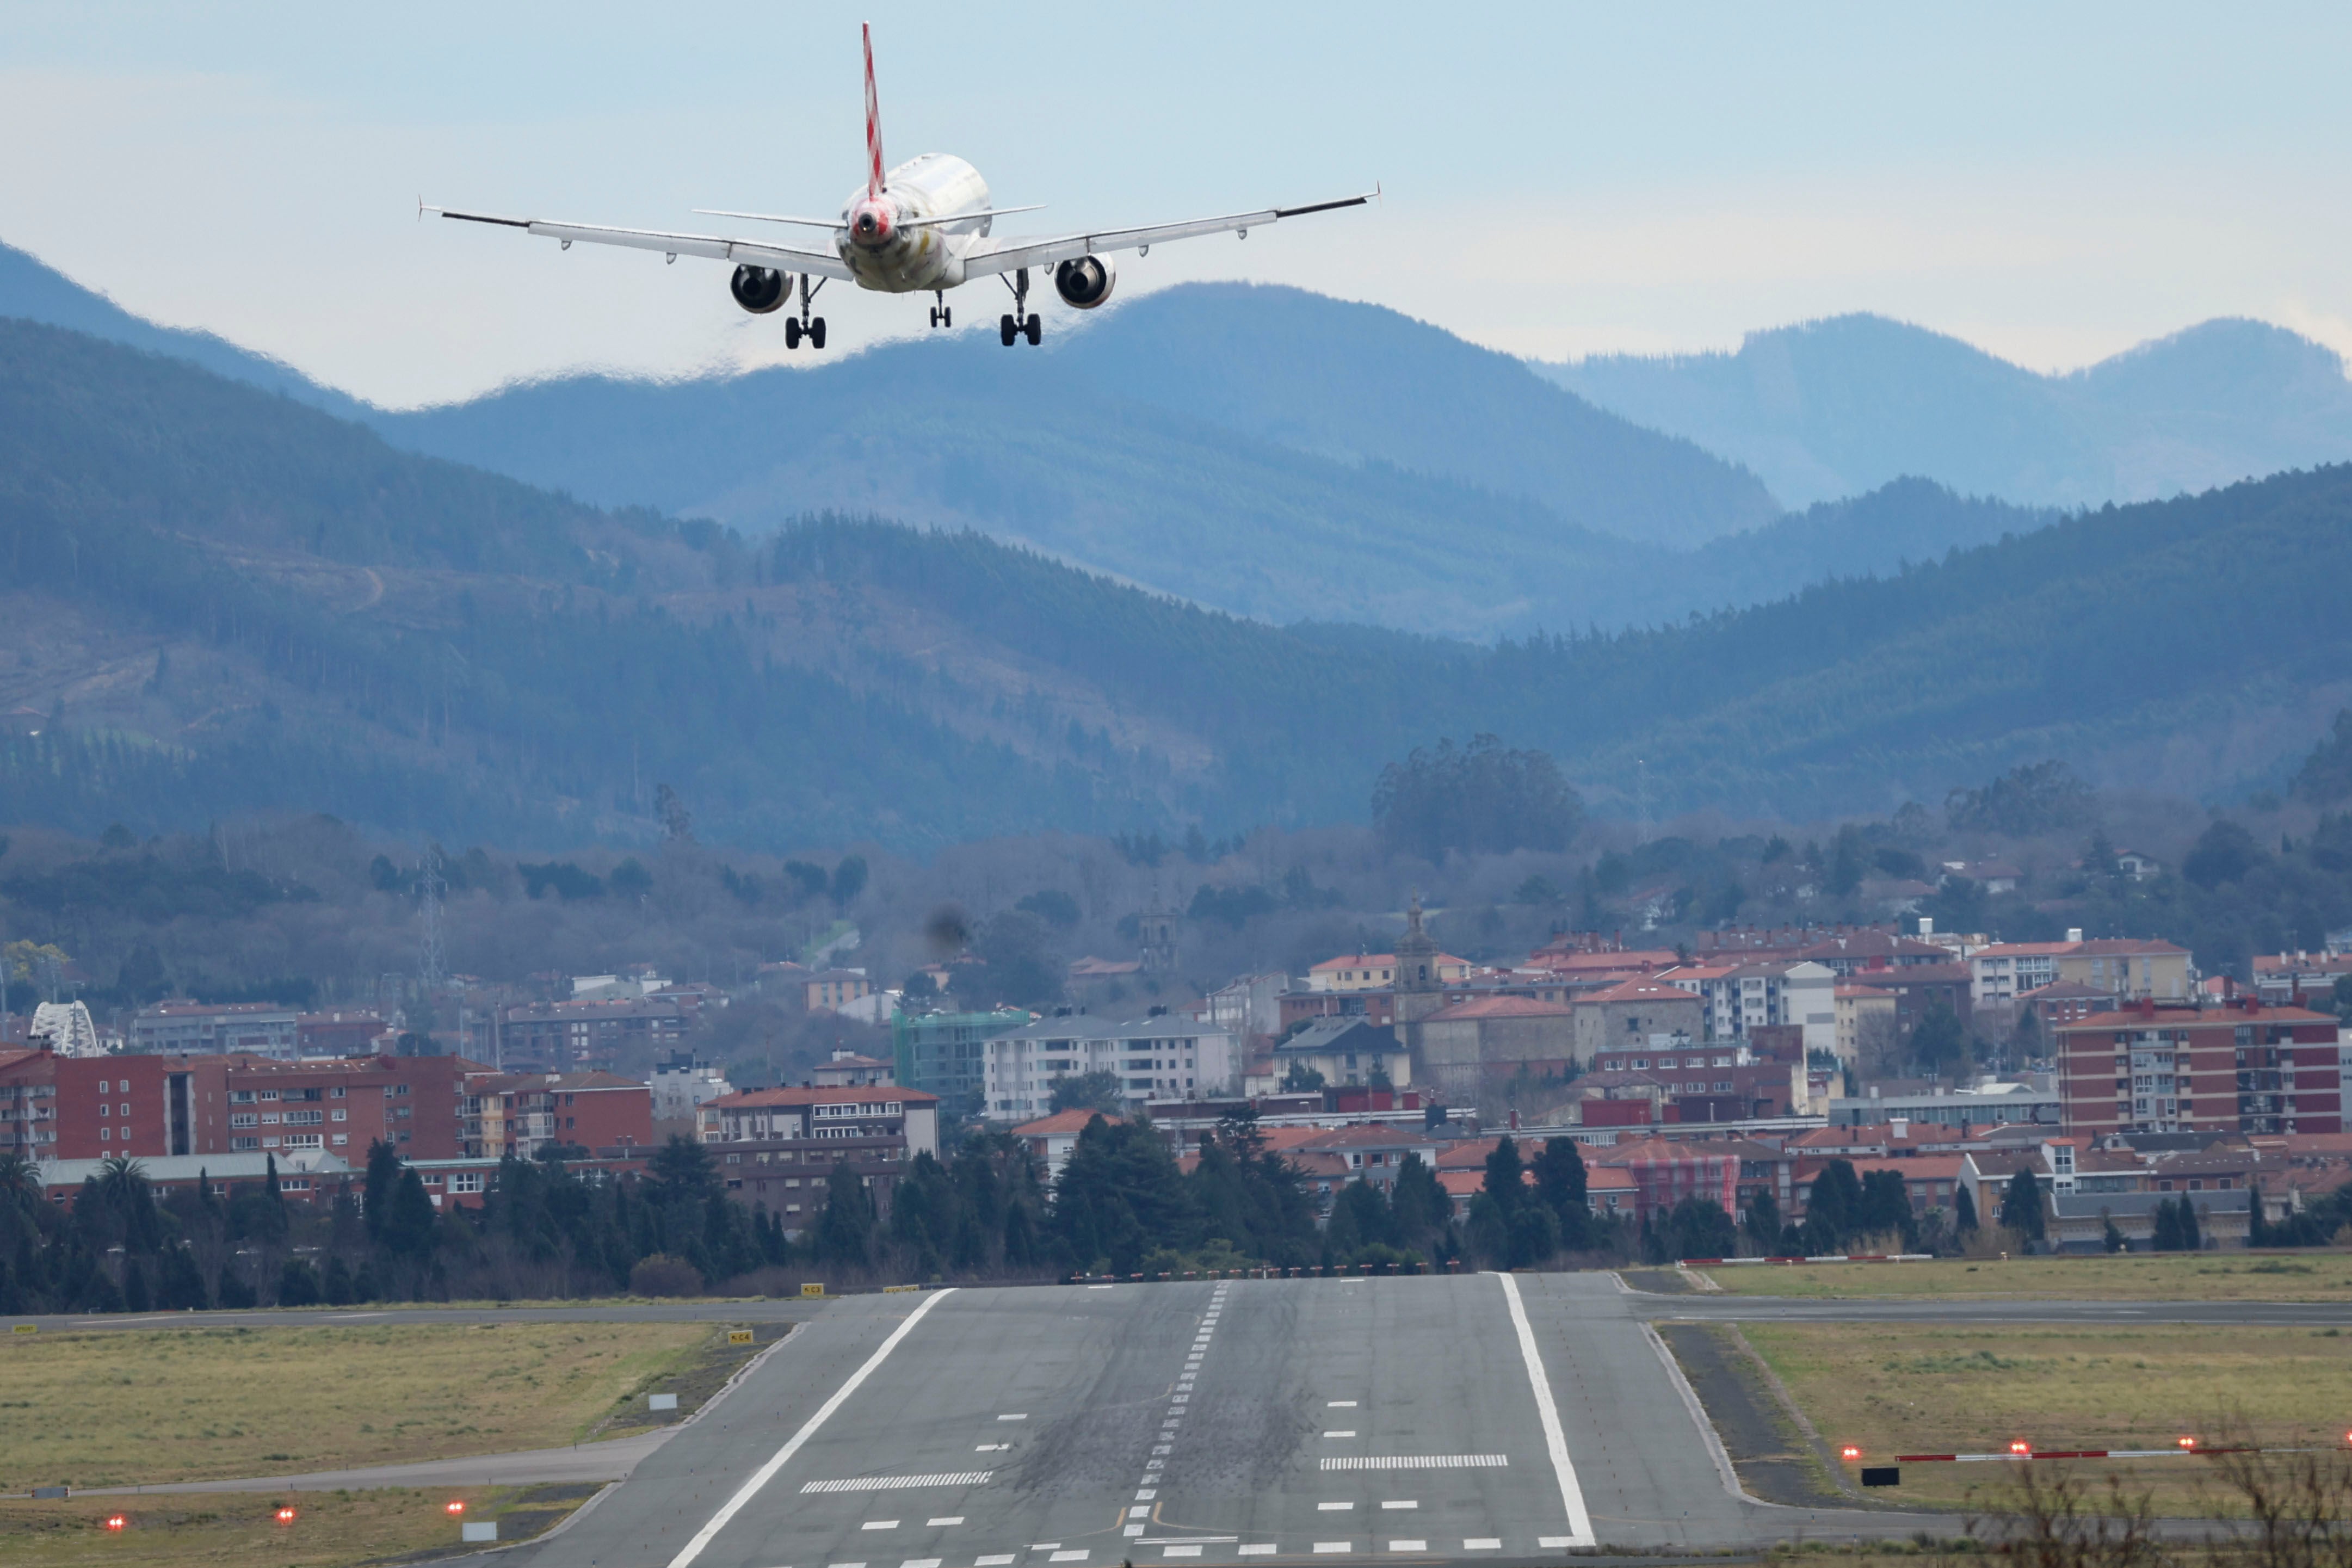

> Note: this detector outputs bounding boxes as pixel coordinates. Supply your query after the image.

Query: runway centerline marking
[862,1521,898,1530]
[1238,1548,1275,1558]
[1313,1544,1350,1554]
[1465,1540,1502,1550]
[663,1287,956,1568]
[1324,1430,1356,1438]
[1380,1501,1416,1510]
[1497,1271,1596,1548]
[1327,1400,1357,1408]
[977,1557,1015,1565]
[1318,1502,1354,1511]
[927,1517,963,1526]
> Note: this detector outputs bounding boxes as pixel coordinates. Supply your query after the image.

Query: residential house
[980,1011,1239,1120]
[2053,998,2342,1139]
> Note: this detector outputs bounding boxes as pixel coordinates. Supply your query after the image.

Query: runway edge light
[1840,1446,1861,1461]
[447,1501,466,1515]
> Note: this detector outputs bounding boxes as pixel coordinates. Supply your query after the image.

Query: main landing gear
[999,267,1042,347]
[784,274,828,350]
[929,289,953,329]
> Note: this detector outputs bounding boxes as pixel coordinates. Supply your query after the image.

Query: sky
[5,2,2352,408]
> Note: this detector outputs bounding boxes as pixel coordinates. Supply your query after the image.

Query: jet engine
[1053,255,1116,310]
[730,265,789,314]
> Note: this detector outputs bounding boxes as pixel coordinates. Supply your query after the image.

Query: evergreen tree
[2153,1197,2184,1252]
[1802,1159,1863,1251]
[1746,1187,1782,1252]
[1954,1184,1979,1233]
[2179,1198,2202,1252]
[814,1159,875,1269]
[1999,1168,2046,1241]
[1531,1138,1590,1251]
[1857,1169,1918,1249]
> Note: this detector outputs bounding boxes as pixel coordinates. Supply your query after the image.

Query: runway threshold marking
[664,1286,956,1568]
[1496,1271,1596,1548]
[1320,1456,1504,1470]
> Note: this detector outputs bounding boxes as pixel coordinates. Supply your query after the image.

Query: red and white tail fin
[863,21,885,196]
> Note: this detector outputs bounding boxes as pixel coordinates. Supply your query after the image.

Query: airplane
[427,23,1374,350]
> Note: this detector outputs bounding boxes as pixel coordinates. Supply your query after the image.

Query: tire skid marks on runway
[1138,1278,1230,1496]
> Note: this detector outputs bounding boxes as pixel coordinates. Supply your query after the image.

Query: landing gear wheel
[942,306,952,328]
[1000,314,1018,347]
[808,318,826,350]
[785,318,803,349]
[928,308,937,328]
[1024,314,1042,346]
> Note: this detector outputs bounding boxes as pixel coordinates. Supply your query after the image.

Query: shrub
[629,1254,705,1298]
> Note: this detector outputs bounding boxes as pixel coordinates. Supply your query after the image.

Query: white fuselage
[837,153,994,292]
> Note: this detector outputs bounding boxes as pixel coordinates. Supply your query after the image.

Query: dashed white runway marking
[900,1559,941,1568]
[1048,1552,1088,1563]
[997,1413,1027,1422]
[1320,1455,1505,1471]
[1318,1502,1354,1511]
[1464,1540,1502,1551]
[1237,1548,1275,1558]
[1379,1501,1416,1510]
[927,1517,964,1527]
[1313,1544,1350,1554]
[1323,1430,1356,1438]
[861,1521,899,1530]
[1160,1550,1200,1559]
[1387,1541,1427,1552]
[804,1473,993,1494]
[1327,1400,1357,1408]
[975,1444,1009,1453]
[976,1557,1015,1565]
[1538,1538,1575,1549]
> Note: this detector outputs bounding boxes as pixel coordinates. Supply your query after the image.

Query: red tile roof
[1427,995,1575,1021]
[711,1085,941,1109]
[1580,978,1703,1005]
[1008,1109,1120,1136]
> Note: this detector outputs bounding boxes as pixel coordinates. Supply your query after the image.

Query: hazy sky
[6,2,2351,407]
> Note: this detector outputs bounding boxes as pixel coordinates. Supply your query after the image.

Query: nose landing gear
[998,268,1042,346]
[786,274,828,350]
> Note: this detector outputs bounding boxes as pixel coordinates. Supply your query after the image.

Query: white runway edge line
[666,1286,956,1568]
[1495,1271,1596,1548]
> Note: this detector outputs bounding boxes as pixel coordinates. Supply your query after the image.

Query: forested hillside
[0,314,2347,851]
[1542,312,2352,510]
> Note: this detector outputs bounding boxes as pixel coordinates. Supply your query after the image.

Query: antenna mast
[419,842,447,995]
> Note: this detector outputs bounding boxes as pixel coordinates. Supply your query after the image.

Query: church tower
[1137,887,1177,975]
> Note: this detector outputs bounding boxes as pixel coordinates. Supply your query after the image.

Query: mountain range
[1539,312,2352,512]
[1,311,2347,856]
[4,242,2056,639]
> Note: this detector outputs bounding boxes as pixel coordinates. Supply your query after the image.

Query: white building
[981,1012,1240,1120]
[649,1055,732,1125]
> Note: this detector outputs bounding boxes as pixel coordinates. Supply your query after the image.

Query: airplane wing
[960,190,1374,277]
[427,207,854,280]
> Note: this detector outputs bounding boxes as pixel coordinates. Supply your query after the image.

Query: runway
[500,1273,1992,1567]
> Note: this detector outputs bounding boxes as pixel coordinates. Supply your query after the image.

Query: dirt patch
[1621,1269,1697,1294]
[583,1322,791,1440]
[1656,1322,1849,1508]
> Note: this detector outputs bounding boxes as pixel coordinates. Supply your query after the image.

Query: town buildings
[695,1084,943,1229]
[891,1007,1033,1105]
[980,1011,1239,1119]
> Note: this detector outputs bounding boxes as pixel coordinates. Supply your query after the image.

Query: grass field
[1742,1320,2352,1511]
[0,1485,591,1568]
[0,1322,711,1490]
[1696,1252,2352,1301]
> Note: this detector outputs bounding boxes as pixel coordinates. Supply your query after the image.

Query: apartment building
[1973,934,2193,1009]
[462,1070,652,1159]
[498,997,687,1072]
[695,1084,942,1228]
[129,1002,299,1059]
[980,1013,1240,1120]
[2053,998,2342,1139]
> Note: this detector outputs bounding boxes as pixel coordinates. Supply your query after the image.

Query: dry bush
[628,1253,705,1298]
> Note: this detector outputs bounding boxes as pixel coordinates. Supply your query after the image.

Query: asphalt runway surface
[492,1274,1990,1568]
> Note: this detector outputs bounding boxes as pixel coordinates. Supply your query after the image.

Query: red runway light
[446,1501,467,1515]
[1840,1446,1861,1461]
[275,1507,297,1523]
[2010,1441,2032,1455]
[2178,1436,2196,1450]
[104,1515,126,1532]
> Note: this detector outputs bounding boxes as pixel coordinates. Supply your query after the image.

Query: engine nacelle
[1053,255,1116,310]
[730,265,789,314]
